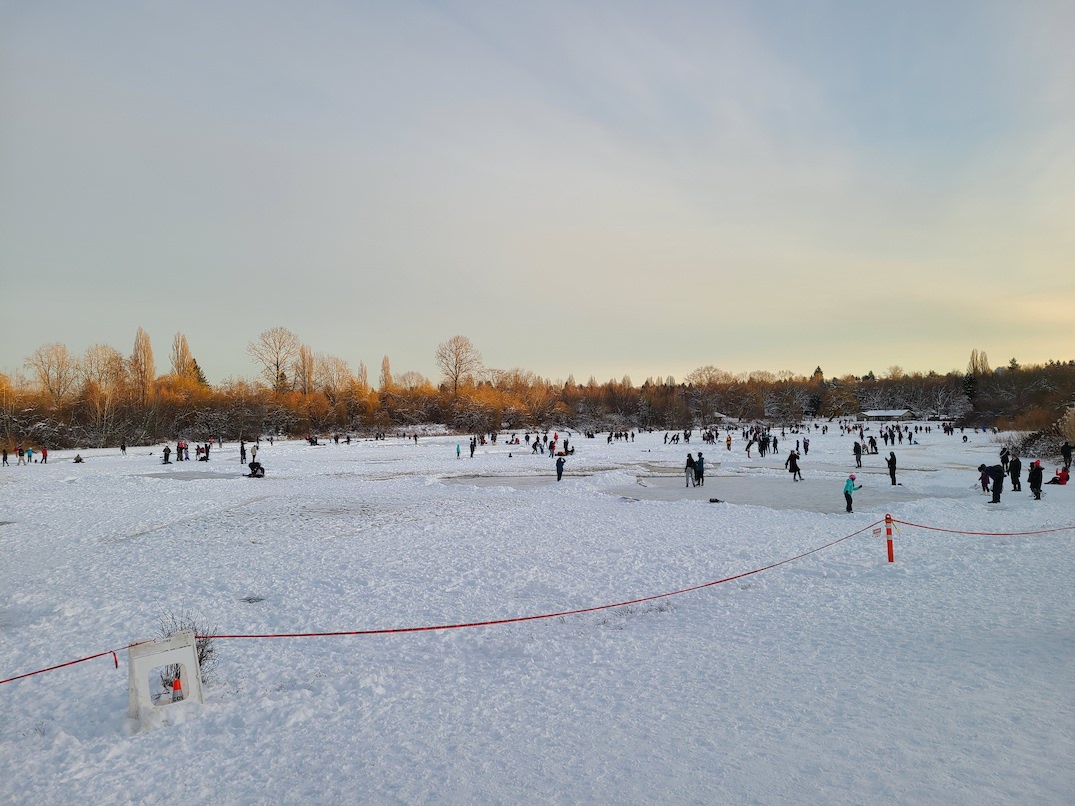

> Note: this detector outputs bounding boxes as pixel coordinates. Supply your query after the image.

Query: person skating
[785,450,803,481]
[886,451,897,485]
[684,453,696,487]
[844,474,861,513]
[853,441,862,468]
[695,452,705,486]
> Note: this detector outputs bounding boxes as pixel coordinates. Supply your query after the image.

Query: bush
[157,611,218,690]
[1060,407,1075,443]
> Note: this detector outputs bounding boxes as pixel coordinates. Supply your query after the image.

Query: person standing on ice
[1008,454,1022,492]
[886,452,897,485]
[684,453,696,487]
[456,443,461,458]
[853,440,862,468]
[843,474,861,513]
[977,464,991,493]
[1028,460,1044,499]
[240,441,247,464]
[555,456,565,481]
[1062,441,1072,471]
[695,452,705,486]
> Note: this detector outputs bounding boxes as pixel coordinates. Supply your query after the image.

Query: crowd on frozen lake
[1,420,1072,804]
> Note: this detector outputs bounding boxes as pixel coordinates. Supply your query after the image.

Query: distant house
[861,409,915,422]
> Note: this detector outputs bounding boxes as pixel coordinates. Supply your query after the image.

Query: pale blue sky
[2,1,1073,386]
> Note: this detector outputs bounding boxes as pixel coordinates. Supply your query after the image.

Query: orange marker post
[885,513,894,563]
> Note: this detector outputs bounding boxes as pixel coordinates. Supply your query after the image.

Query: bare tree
[293,344,315,395]
[397,370,432,391]
[81,344,127,436]
[170,333,195,378]
[25,342,79,406]
[379,355,393,391]
[247,327,301,394]
[434,335,483,397]
[685,365,734,387]
[967,349,991,376]
[315,353,352,403]
[128,327,156,408]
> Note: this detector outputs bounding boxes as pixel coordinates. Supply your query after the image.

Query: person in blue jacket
[555,456,566,481]
[844,474,861,513]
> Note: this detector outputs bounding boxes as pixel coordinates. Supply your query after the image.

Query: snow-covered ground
[1,424,1072,804]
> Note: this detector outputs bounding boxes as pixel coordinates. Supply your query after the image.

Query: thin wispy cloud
[1,1,1071,384]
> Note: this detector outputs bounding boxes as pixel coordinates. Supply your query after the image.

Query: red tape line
[891,518,1075,537]
[200,520,884,640]
[15,516,1067,684]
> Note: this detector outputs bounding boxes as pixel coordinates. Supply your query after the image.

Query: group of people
[978,445,1068,503]
[161,441,214,463]
[2,445,48,465]
[684,452,705,487]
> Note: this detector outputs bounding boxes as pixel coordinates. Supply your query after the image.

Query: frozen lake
[1,424,1073,804]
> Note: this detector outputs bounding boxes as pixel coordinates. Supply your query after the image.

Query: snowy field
[1,424,1072,804]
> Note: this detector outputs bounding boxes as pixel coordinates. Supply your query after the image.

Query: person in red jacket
[1045,466,1069,485]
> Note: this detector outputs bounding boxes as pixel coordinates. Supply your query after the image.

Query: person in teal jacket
[843,474,861,513]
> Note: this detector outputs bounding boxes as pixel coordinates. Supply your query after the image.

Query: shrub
[157,611,218,690]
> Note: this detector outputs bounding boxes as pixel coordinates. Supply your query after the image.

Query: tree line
[4,328,1074,449]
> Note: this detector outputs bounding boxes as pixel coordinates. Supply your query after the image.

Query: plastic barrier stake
[885,513,894,563]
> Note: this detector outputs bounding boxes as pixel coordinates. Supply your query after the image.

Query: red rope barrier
[0,647,129,686]
[891,518,1075,537]
[1,520,883,683]
[201,520,885,640]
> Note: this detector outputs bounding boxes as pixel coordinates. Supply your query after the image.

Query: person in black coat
[785,450,803,481]
[1028,460,1044,500]
[886,452,897,485]
[1062,441,1072,471]
[1008,454,1022,492]
[984,464,1005,503]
